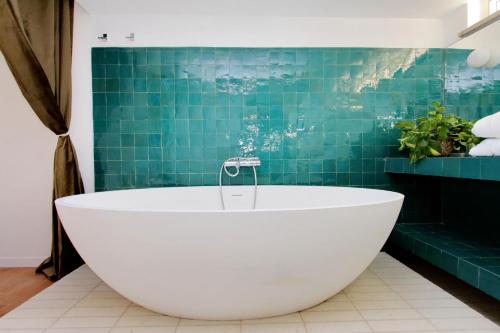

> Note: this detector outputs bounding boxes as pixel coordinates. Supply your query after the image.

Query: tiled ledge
[384,157,500,181]
[389,223,500,301]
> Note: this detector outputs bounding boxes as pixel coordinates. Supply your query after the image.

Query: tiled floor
[0,252,498,333]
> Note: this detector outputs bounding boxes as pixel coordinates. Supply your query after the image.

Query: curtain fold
[0,0,84,280]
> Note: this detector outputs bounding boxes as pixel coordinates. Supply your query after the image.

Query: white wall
[89,15,446,47]
[72,4,95,193]
[0,54,55,267]
[442,4,469,46]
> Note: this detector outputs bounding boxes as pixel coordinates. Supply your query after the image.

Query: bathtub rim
[55,185,404,214]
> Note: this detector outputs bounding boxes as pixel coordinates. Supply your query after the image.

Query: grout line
[109,296,133,331]
[376,254,489,331]
[367,257,440,331]
[41,268,105,332]
[297,309,309,333]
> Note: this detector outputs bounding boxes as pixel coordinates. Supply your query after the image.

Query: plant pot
[450,152,467,157]
[440,140,454,156]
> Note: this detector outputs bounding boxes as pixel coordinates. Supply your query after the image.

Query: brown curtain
[0,0,84,280]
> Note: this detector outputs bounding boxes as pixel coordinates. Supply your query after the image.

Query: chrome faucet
[219,157,261,210]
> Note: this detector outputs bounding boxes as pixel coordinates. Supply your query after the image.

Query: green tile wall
[91,48,500,194]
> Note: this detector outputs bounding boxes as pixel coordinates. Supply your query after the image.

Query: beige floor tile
[33,292,90,300]
[347,279,387,287]
[178,319,240,326]
[302,301,356,312]
[115,315,179,327]
[0,330,44,333]
[42,285,96,293]
[51,316,118,328]
[109,327,176,333]
[373,271,421,279]
[389,284,443,293]
[370,267,417,274]
[301,310,363,322]
[345,284,392,293]
[64,307,127,317]
[326,293,350,302]
[347,292,402,301]
[352,300,411,310]
[357,271,378,279]
[241,323,306,333]
[123,306,160,317]
[0,317,56,329]
[429,317,499,330]
[370,261,403,269]
[241,313,302,324]
[417,307,484,318]
[367,319,435,332]
[305,321,372,333]
[76,298,131,308]
[382,278,433,286]
[397,290,454,300]
[18,299,79,309]
[94,285,114,292]
[85,291,126,300]
[46,328,111,333]
[56,278,100,287]
[406,299,467,309]
[2,308,67,318]
[368,331,439,333]
[440,330,500,333]
[176,325,241,333]
[360,309,423,320]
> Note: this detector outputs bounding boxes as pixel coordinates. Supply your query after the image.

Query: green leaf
[429,147,441,156]
[394,101,480,164]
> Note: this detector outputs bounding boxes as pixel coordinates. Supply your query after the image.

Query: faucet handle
[240,157,261,167]
[223,156,261,167]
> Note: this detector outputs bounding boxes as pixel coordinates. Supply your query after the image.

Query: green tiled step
[389,223,500,300]
[385,157,500,181]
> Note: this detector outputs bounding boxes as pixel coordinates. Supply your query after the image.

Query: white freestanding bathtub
[56,185,403,320]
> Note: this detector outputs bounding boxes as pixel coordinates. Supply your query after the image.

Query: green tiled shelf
[384,157,500,181]
[389,223,500,300]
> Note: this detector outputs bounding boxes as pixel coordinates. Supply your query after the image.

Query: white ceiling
[77,0,467,19]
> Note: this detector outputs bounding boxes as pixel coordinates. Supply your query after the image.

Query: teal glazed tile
[480,157,500,181]
[442,158,460,177]
[478,269,500,300]
[414,158,443,176]
[413,239,427,257]
[385,156,500,181]
[460,157,481,179]
[439,251,459,276]
[92,47,500,195]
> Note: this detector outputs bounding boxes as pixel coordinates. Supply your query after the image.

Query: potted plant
[395,102,480,163]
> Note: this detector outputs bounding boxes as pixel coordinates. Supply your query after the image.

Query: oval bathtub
[55,185,404,320]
